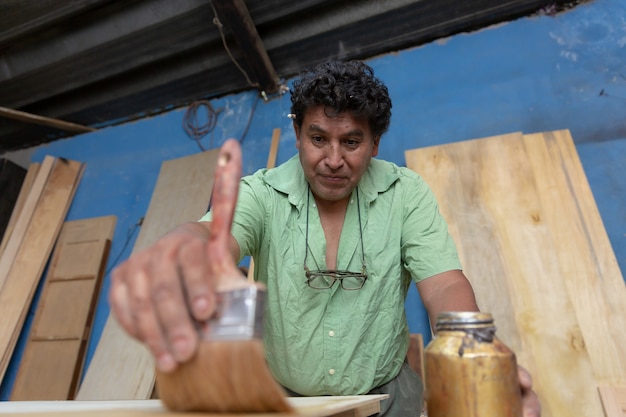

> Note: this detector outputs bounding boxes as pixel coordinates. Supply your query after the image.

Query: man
[110,60,540,416]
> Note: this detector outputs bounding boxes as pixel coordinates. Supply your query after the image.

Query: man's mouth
[319,174,346,184]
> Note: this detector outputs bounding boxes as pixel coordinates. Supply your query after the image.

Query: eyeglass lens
[307,273,366,290]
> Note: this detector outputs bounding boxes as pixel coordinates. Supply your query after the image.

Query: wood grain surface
[0,395,388,416]
[11,216,116,400]
[0,157,84,382]
[405,130,626,417]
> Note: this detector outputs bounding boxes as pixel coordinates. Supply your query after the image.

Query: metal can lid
[436,311,494,326]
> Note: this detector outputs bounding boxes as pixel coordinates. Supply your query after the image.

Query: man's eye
[311,136,324,143]
[345,139,359,148]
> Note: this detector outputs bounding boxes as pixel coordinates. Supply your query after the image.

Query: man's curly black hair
[290,60,392,139]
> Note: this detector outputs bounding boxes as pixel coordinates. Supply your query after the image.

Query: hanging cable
[183,100,223,151]
[209,0,259,90]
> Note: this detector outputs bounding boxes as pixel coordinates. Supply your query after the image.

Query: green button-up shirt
[200,155,461,396]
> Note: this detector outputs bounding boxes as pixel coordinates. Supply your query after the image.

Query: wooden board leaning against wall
[10,216,116,400]
[405,130,626,417]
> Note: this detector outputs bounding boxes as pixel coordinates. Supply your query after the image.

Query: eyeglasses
[303,186,368,290]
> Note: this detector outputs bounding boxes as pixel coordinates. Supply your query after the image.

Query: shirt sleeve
[399,170,462,282]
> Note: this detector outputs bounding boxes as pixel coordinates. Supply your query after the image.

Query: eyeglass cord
[304,185,366,273]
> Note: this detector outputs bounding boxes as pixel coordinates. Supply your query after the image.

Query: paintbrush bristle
[156,339,294,413]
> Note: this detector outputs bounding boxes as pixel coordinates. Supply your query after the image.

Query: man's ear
[293,121,301,149]
[372,136,380,157]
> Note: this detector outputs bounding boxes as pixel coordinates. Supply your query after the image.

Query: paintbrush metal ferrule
[197,285,265,341]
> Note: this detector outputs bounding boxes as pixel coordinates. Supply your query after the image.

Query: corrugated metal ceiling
[0,0,578,152]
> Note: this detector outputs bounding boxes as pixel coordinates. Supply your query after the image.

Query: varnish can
[424,312,522,417]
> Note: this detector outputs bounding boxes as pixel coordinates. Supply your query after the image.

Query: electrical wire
[183,100,223,151]
[209,0,259,90]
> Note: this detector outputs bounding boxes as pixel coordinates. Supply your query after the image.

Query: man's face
[295,106,379,204]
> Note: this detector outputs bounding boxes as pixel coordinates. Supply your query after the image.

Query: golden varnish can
[424,312,522,417]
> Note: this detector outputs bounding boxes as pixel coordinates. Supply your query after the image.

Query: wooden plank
[77,149,220,400]
[523,130,626,385]
[0,395,388,416]
[0,106,96,133]
[0,157,84,382]
[0,157,54,292]
[0,162,40,259]
[267,128,281,169]
[405,130,625,417]
[11,216,115,400]
[10,341,83,401]
[406,133,525,352]
[598,386,626,417]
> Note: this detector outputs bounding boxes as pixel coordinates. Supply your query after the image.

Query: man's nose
[325,144,344,169]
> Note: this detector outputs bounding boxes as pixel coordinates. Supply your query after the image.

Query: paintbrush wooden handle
[207,139,250,291]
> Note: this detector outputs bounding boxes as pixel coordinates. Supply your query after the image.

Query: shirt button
[328,330,335,337]
[329,369,335,375]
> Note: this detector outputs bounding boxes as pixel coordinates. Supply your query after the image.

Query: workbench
[0,395,388,417]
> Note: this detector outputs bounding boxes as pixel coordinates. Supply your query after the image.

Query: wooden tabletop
[0,395,389,417]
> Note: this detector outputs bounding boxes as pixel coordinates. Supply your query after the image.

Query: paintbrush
[156,139,294,413]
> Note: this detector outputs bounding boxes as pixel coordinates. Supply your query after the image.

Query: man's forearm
[416,270,479,331]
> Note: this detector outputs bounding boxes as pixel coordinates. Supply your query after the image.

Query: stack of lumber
[405,130,626,417]
[0,156,84,385]
[77,149,220,400]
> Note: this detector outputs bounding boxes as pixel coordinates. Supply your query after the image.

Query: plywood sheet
[0,395,388,416]
[10,216,114,400]
[0,157,84,382]
[405,130,626,417]
[78,149,220,400]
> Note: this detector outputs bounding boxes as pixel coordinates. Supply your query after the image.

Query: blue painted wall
[2,0,625,399]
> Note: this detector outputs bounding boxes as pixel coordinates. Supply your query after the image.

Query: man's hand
[109,222,215,373]
[519,365,541,417]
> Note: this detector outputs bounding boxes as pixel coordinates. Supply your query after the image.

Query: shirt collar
[263,154,401,208]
